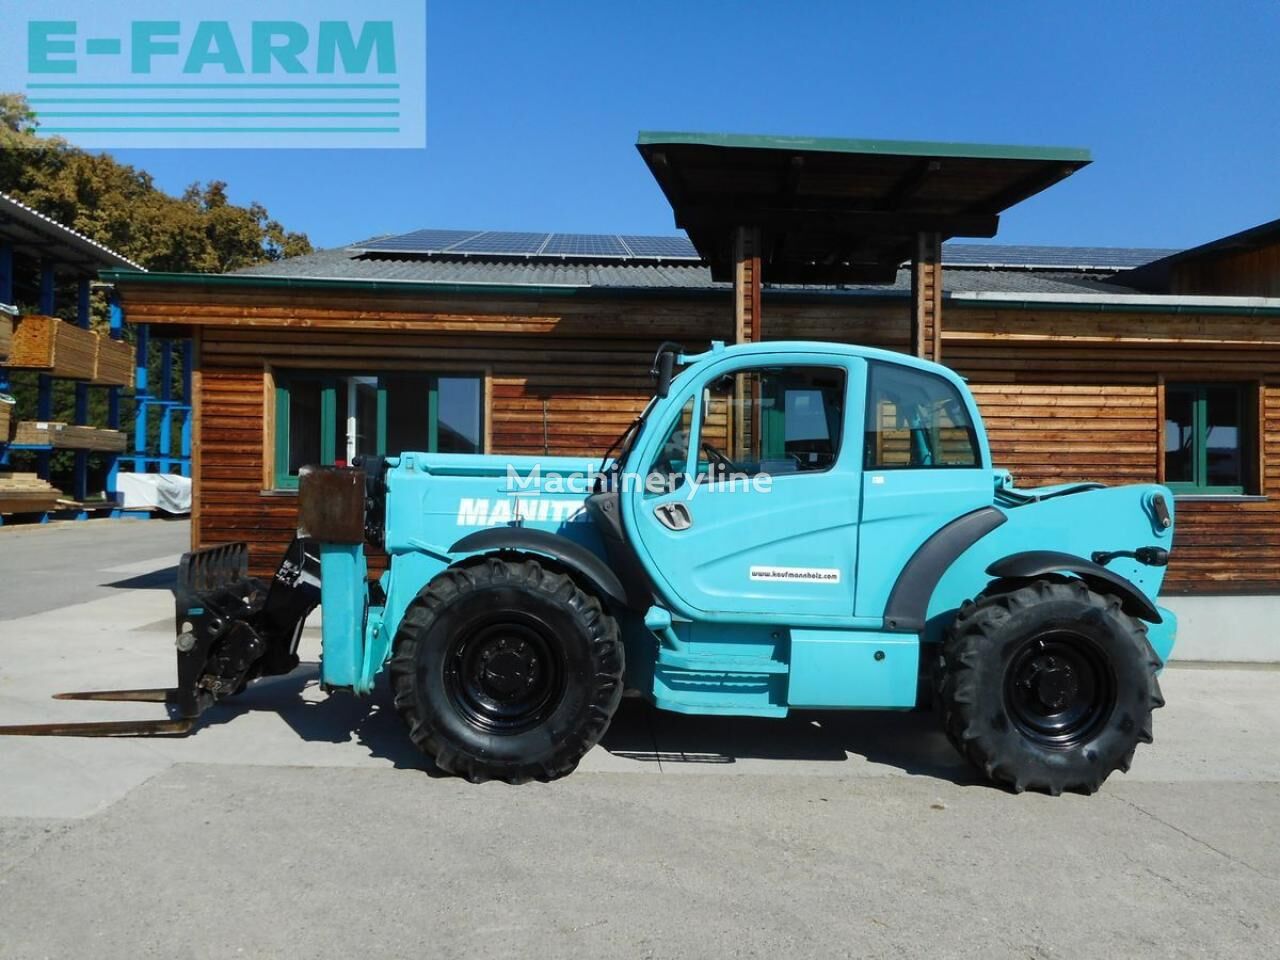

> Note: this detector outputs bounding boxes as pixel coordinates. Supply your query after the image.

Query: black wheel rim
[1004,630,1117,749]
[443,613,565,734]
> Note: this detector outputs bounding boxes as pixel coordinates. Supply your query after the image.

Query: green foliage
[0,92,312,272]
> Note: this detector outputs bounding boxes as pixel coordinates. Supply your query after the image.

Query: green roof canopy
[637,131,1091,283]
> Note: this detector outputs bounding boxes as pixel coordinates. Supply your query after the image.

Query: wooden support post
[910,232,943,362]
[733,225,762,344]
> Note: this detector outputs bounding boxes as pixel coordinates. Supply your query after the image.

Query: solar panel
[542,233,629,257]
[620,235,700,259]
[941,243,1177,270]
[448,232,551,255]
[354,229,481,253]
[355,229,703,261]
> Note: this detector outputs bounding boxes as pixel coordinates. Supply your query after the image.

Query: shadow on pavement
[195,666,441,774]
[191,667,983,786]
[104,566,178,591]
[602,698,983,785]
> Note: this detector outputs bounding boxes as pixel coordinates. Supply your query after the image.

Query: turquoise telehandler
[0,341,1176,794]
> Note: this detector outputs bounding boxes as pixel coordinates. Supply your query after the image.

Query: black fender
[449,528,629,610]
[986,550,1162,623]
[883,507,1008,632]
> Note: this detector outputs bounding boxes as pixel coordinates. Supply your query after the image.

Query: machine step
[656,649,788,674]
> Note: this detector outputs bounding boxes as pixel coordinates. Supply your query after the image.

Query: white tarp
[116,472,192,514]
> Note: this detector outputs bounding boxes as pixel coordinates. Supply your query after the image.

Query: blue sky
[105,0,1280,251]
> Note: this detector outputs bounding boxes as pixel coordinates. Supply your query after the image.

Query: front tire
[937,576,1164,795]
[389,557,624,783]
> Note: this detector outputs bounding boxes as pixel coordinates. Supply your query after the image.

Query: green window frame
[272,372,482,489]
[1163,382,1252,495]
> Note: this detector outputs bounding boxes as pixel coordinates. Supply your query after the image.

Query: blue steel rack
[110,322,193,519]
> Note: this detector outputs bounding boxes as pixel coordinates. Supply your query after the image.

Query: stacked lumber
[0,400,11,442]
[13,420,128,452]
[3,315,99,380]
[91,336,135,388]
[0,471,62,515]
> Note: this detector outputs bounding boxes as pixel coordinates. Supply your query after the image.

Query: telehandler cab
[0,341,1176,795]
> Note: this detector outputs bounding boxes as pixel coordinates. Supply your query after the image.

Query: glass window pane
[647,397,695,494]
[287,379,322,475]
[383,374,431,456]
[1205,386,1243,488]
[864,363,978,469]
[698,367,845,478]
[438,377,482,453]
[282,371,484,473]
[1164,388,1195,483]
[345,376,378,465]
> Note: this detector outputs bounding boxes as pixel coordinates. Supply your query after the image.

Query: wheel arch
[449,528,629,611]
[883,507,1008,632]
[985,550,1162,623]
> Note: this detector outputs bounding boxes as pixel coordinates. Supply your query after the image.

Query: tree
[0,93,313,273]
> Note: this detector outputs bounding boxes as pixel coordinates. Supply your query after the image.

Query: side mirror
[649,341,684,399]
[655,350,676,398]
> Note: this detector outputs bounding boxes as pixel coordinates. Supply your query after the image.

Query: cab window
[646,397,695,494]
[864,362,980,469]
[697,366,846,479]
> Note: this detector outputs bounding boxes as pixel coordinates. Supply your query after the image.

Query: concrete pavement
[0,517,190,619]
[1,520,1278,958]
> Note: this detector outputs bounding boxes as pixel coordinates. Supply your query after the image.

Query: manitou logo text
[455,498,587,527]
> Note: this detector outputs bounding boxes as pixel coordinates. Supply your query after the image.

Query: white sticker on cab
[749,565,842,584]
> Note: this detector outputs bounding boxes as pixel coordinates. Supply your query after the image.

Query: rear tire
[936,576,1164,795]
[389,556,624,784]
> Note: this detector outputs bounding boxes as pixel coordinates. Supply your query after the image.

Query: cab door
[622,354,865,620]
[854,360,994,618]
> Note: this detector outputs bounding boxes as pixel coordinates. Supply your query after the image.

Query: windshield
[595,362,695,486]
[611,395,659,472]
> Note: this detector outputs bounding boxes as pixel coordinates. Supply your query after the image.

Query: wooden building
[103,135,1280,660]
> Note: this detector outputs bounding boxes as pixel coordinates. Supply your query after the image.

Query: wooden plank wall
[1171,241,1280,297]
[968,384,1158,487]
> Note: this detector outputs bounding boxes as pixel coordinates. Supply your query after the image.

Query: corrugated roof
[232,246,1141,296]
[0,191,145,274]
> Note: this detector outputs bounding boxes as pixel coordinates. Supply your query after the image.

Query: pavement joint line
[1111,792,1280,883]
